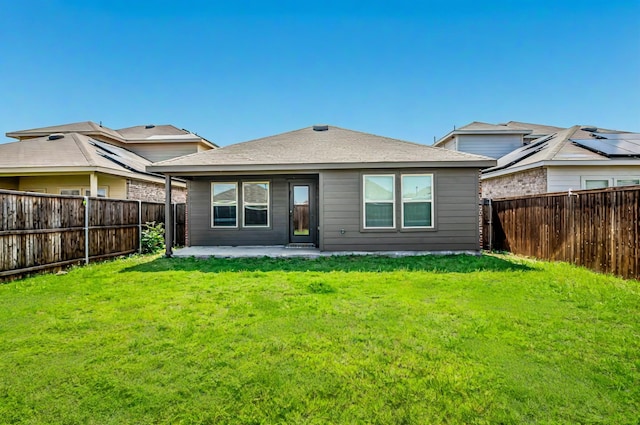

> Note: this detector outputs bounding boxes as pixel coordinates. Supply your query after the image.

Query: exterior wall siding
[546,165,640,192]
[187,176,292,246]
[482,168,547,198]
[127,179,186,203]
[457,134,523,159]
[126,143,199,162]
[319,168,481,251]
[17,173,127,198]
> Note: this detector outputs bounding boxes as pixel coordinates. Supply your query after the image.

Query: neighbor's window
[83,187,109,198]
[243,182,269,227]
[211,182,238,227]
[584,179,609,190]
[363,175,395,228]
[60,189,81,196]
[615,178,640,186]
[402,174,433,228]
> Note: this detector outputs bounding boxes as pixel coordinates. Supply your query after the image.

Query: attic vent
[313,125,328,131]
[582,126,598,132]
[145,124,156,129]
[48,133,65,140]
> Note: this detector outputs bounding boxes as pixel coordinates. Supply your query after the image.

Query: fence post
[173,203,177,248]
[165,176,173,257]
[84,196,89,265]
[138,200,142,254]
[488,198,493,251]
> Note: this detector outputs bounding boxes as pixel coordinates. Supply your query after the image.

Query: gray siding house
[148,125,496,254]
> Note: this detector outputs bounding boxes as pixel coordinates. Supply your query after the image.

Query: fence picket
[483,185,639,280]
[0,190,185,281]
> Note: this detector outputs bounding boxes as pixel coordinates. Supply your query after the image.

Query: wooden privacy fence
[0,190,185,280]
[483,185,639,280]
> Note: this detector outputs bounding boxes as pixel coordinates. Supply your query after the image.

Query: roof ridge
[545,125,581,159]
[72,133,97,166]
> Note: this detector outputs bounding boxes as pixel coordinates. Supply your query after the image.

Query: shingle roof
[456,121,515,131]
[504,121,564,135]
[117,125,192,138]
[0,132,159,180]
[149,125,495,173]
[6,121,124,141]
[483,126,639,175]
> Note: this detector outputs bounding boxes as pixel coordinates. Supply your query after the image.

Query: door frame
[288,180,318,245]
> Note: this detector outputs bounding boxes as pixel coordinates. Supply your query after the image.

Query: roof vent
[312,125,328,131]
[581,126,598,132]
[48,133,65,140]
[145,124,156,129]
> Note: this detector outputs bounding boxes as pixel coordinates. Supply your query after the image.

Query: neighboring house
[0,121,217,202]
[434,121,640,198]
[148,125,495,253]
[433,121,564,159]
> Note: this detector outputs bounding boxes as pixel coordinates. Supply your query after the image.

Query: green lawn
[0,254,638,424]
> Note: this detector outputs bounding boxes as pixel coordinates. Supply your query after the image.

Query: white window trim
[401,173,434,229]
[580,177,612,190]
[242,181,270,228]
[614,176,640,186]
[59,186,109,197]
[211,182,238,228]
[362,174,396,229]
[59,188,82,196]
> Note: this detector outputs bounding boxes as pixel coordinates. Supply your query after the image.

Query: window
[584,179,609,190]
[84,188,108,197]
[211,182,237,227]
[243,182,269,227]
[363,175,395,228]
[615,178,640,187]
[61,187,108,197]
[402,174,433,228]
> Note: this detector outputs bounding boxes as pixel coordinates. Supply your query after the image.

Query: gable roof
[0,132,164,181]
[149,125,496,174]
[483,126,640,177]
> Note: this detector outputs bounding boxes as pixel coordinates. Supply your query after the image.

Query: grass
[0,254,638,424]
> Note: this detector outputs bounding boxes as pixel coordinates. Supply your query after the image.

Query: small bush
[141,221,165,254]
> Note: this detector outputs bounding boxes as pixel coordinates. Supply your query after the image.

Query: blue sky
[1,0,638,146]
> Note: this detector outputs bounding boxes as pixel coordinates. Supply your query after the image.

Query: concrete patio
[171,246,480,259]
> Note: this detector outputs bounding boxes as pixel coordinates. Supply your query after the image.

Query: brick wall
[482,167,547,199]
[126,179,187,203]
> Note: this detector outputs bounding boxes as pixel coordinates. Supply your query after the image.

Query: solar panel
[592,132,640,140]
[571,138,640,157]
[484,134,553,172]
[88,139,156,174]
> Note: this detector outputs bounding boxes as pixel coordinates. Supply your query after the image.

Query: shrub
[141,221,165,254]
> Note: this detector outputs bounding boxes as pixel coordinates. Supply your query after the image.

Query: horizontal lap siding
[188,177,289,246]
[320,168,480,251]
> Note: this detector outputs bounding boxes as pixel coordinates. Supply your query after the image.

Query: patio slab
[171,246,480,259]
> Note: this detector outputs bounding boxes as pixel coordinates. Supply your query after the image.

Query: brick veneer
[482,167,547,199]
[126,179,187,203]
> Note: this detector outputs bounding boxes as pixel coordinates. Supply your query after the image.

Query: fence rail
[483,185,639,280]
[0,190,185,280]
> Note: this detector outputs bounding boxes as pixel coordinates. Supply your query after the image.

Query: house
[433,121,640,198]
[0,121,217,202]
[147,125,496,254]
[433,121,564,159]
[482,126,640,198]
